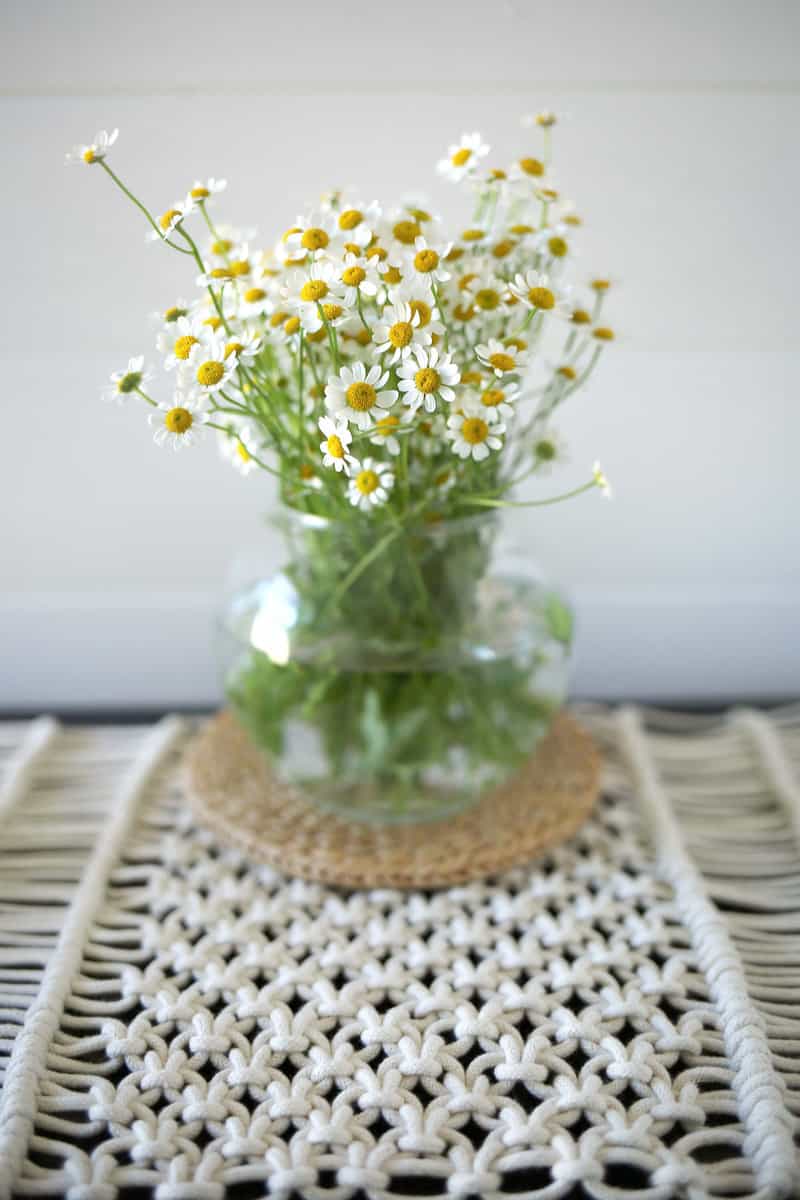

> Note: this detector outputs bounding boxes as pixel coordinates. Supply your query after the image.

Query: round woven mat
[185,711,601,889]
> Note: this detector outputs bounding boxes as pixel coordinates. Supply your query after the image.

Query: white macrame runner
[0,706,798,1200]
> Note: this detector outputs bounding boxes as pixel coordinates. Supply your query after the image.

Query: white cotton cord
[0,717,59,826]
[616,706,798,1200]
[735,708,800,849]
[0,716,185,1200]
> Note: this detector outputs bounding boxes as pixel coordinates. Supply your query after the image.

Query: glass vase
[217,508,573,823]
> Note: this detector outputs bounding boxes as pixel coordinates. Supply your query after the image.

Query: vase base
[185,709,601,888]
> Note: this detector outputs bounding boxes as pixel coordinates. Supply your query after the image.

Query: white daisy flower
[148,198,196,241]
[180,336,238,395]
[219,421,262,476]
[461,271,510,315]
[593,461,612,497]
[372,301,430,363]
[369,412,403,457]
[237,282,272,318]
[281,212,337,261]
[347,457,395,510]
[409,236,451,284]
[298,299,349,335]
[318,416,355,474]
[437,132,490,182]
[149,391,209,450]
[65,128,118,166]
[101,355,153,404]
[523,110,557,129]
[284,259,338,309]
[507,269,566,315]
[186,178,227,203]
[220,329,263,361]
[532,427,567,472]
[475,337,526,378]
[391,283,445,341]
[335,253,380,309]
[331,200,381,248]
[157,314,209,370]
[447,406,505,462]
[324,362,397,430]
[152,298,191,327]
[478,381,520,424]
[508,155,549,186]
[396,346,460,414]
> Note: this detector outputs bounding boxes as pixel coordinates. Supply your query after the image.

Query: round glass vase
[217,508,573,824]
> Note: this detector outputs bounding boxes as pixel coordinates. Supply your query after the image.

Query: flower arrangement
[70,115,614,820]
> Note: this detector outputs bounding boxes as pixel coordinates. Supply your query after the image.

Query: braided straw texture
[0,705,798,1200]
[185,711,601,888]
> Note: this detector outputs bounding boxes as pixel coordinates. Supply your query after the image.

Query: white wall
[1,0,798,708]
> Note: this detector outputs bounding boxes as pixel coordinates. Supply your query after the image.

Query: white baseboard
[1,591,797,709]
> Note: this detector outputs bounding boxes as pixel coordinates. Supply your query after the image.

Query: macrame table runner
[0,706,798,1200]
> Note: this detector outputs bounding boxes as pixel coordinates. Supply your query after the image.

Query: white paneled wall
[1,1,798,707]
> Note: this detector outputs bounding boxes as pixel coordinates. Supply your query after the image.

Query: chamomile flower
[331,200,381,248]
[409,236,451,284]
[391,283,445,341]
[220,329,263,361]
[149,198,196,241]
[102,355,153,404]
[523,110,557,128]
[65,128,118,166]
[157,314,209,370]
[509,155,548,185]
[318,416,355,473]
[149,391,209,450]
[437,132,490,182]
[181,336,238,395]
[447,406,505,462]
[369,412,403,456]
[347,458,395,510]
[532,428,567,471]
[153,298,190,326]
[475,338,526,378]
[372,301,429,363]
[237,283,272,318]
[186,178,227,203]
[462,272,509,314]
[335,253,379,308]
[397,346,460,414]
[507,270,567,316]
[324,362,397,430]
[281,212,337,260]
[219,421,262,476]
[593,461,612,497]
[285,259,338,308]
[479,382,519,423]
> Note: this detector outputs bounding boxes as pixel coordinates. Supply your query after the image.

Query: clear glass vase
[217,508,573,823]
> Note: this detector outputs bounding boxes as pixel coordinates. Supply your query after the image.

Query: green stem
[98,161,193,254]
[463,479,598,508]
[134,386,158,408]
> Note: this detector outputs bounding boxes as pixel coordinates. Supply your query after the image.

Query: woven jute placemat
[185,710,601,888]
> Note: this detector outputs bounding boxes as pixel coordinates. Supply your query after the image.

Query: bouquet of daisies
[70,116,613,816]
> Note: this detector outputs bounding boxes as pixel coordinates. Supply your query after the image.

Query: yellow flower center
[301,227,329,251]
[326,434,345,459]
[571,308,591,325]
[548,236,568,258]
[82,148,96,164]
[414,368,440,394]
[510,224,534,235]
[557,365,577,379]
[346,382,377,411]
[475,288,500,311]
[322,303,343,320]
[341,266,366,287]
[489,352,516,372]
[299,463,315,479]
[212,239,233,254]
[445,246,464,262]
[461,417,489,445]
[451,148,472,166]
[409,300,431,327]
[173,335,198,360]
[365,244,388,261]
[159,208,182,231]
[388,321,413,348]
[453,303,475,322]
[482,388,505,408]
[461,229,485,242]
[393,220,421,245]
[270,310,289,327]
[190,186,210,199]
[489,168,507,180]
[229,259,250,276]
[593,326,615,341]
[375,414,399,435]
[244,287,266,302]
[282,226,302,243]
[505,336,527,351]
[381,265,403,285]
[116,371,142,394]
[461,371,483,386]
[236,441,251,463]
[565,214,582,226]
[519,157,544,176]
[300,279,329,302]
[408,207,431,222]
[355,468,380,495]
[492,239,515,258]
[165,406,193,433]
[354,329,372,346]
[224,341,244,358]
[196,360,225,387]
[307,328,327,343]
[164,306,186,323]
[459,273,477,292]
[414,249,439,273]
[283,316,301,335]
[203,315,222,330]
[528,286,555,310]
[210,267,233,279]
[592,279,611,291]
[535,438,557,461]
[338,209,363,230]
